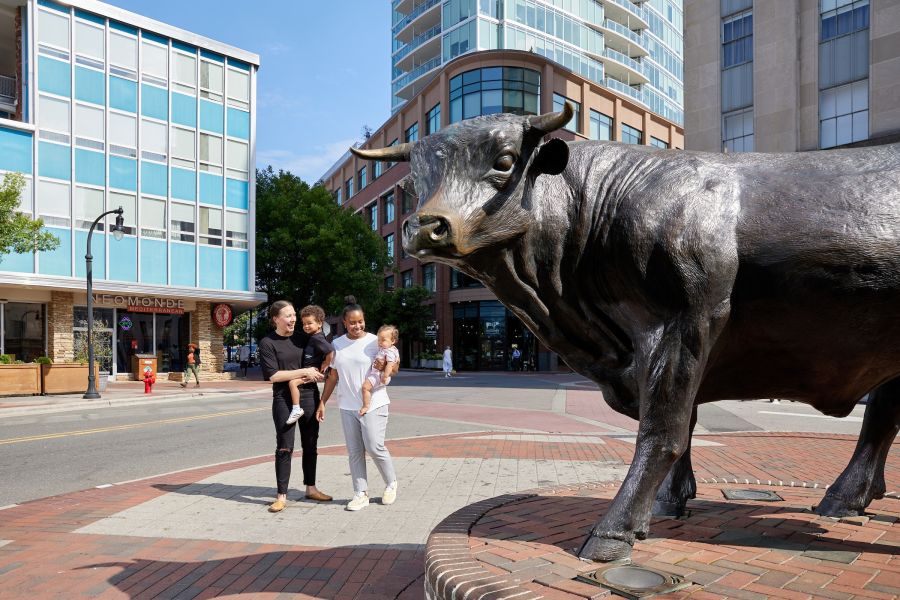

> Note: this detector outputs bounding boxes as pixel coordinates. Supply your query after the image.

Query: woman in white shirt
[317,296,398,511]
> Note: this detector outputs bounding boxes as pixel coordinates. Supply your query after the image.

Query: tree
[0,173,59,257]
[255,166,390,316]
[368,285,434,365]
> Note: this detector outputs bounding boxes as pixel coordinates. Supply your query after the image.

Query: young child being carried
[286,305,334,425]
[360,325,400,416]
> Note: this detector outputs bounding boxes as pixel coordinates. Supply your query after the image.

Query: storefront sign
[212,303,233,327]
[425,321,438,339]
[118,315,133,331]
[93,294,185,315]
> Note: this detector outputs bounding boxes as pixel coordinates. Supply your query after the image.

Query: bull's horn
[349,142,414,162]
[527,102,574,134]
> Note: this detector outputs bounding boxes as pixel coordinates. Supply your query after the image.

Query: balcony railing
[392,56,441,95]
[605,0,650,25]
[393,23,441,63]
[605,76,644,104]
[0,74,16,106]
[603,18,647,49]
[392,0,441,35]
[603,47,645,76]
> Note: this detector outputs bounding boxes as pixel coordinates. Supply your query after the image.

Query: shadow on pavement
[152,482,356,506]
[389,370,584,390]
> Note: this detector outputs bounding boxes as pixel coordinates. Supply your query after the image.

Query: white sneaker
[346,492,369,511]
[382,482,398,505]
[285,406,304,425]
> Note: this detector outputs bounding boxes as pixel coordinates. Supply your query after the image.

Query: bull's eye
[493,153,516,172]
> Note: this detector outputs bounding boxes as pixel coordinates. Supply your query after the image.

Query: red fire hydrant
[143,366,156,394]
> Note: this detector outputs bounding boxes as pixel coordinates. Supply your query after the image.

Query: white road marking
[758,411,862,422]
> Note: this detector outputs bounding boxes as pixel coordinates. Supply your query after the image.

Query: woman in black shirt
[258,300,331,512]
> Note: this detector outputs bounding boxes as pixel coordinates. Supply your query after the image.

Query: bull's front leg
[578,323,707,562]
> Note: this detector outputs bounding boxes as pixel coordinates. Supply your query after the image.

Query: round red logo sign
[212,303,233,327]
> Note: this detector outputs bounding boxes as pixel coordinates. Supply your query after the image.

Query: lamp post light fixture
[83,206,126,399]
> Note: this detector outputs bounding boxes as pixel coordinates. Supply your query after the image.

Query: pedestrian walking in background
[239,344,251,377]
[443,345,453,378]
[511,346,522,371]
[180,343,200,387]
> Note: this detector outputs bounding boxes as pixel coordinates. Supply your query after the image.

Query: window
[722,10,753,68]
[141,41,168,86]
[384,191,395,224]
[140,196,166,238]
[172,127,196,169]
[422,263,436,292]
[369,203,378,231]
[374,160,383,180]
[385,233,395,261]
[723,108,754,152]
[553,93,581,134]
[650,137,669,149]
[226,139,249,179]
[173,51,197,95]
[73,104,103,150]
[39,96,70,143]
[821,0,869,43]
[226,211,248,248]
[109,191,136,235]
[401,188,414,214]
[426,103,441,135]
[405,122,419,143]
[589,109,612,141]
[819,0,869,148]
[358,166,367,190]
[75,187,104,229]
[401,270,413,288]
[820,80,868,148]
[387,138,399,169]
[227,67,250,110]
[170,202,195,242]
[199,206,223,245]
[334,187,342,206]
[621,124,643,145]
[109,112,137,157]
[345,176,354,199]
[449,67,540,123]
[37,180,70,226]
[442,18,476,62]
[141,119,167,162]
[38,8,70,59]
[384,274,395,291]
[110,31,137,79]
[451,267,483,289]
[200,60,224,102]
[74,20,104,68]
[200,133,223,174]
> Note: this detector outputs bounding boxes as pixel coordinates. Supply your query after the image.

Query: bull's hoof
[652,498,686,517]
[577,535,633,562]
[815,493,864,518]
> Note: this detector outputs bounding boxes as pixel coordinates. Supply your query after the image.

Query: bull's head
[350,103,572,262]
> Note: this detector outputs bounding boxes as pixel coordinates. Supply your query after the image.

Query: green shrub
[0,354,11,364]
[34,356,52,365]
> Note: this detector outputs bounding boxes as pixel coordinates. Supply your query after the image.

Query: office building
[0,0,263,380]
[685,0,900,152]
[323,0,684,371]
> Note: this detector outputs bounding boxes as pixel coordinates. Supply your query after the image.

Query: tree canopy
[0,173,59,257]
[255,166,390,316]
[368,285,434,344]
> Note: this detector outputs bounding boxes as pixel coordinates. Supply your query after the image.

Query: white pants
[340,406,396,494]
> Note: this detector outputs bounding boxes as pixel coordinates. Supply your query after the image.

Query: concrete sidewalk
[0,426,897,598]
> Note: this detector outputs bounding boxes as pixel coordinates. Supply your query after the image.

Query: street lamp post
[83,206,126,400]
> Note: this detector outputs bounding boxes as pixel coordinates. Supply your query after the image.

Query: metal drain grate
[577,564,690,599]
[722,488,784,501]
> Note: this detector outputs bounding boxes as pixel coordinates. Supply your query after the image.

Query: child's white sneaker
[285,406,304,425]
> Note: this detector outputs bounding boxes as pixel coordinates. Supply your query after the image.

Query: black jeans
[272,385,319,495]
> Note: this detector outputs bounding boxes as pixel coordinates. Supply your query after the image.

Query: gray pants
[340,406,396,494]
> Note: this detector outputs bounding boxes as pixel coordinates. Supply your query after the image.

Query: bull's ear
[530,138,569,176]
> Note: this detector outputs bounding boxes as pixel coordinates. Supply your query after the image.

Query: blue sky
[104,0,392,184]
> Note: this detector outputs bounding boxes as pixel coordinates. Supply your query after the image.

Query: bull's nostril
[430,219,448,241]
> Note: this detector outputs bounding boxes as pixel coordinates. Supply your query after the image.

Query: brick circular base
[425,482,900,599]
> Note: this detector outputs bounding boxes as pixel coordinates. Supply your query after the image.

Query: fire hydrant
[143,366,156,394]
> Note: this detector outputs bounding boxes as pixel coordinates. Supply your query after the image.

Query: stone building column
[190,301,223,374]
[47,291,74,362]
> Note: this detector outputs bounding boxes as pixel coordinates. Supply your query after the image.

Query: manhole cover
[722,489,783,501]
[578,564,690,599]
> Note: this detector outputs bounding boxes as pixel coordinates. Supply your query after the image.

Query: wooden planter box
[41,363,100,394]
[0,364,42,396]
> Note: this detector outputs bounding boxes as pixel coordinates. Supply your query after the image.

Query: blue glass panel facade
[171,168,197,201]
[141,161,167,196]
[199,172,223,205]
[109,156,137,191]
[108,236,137,281]
[172,93,197,127]
[75,67,105,105]
[227,107,249,139]
[226,178,248,210]
[226,249,249,291]
[0,250,34,273]
[0,127,33,174]
[38,56,70,96]
[140,239,167,284]
[141,84,168,120]
[38,227,71,276]
[199,246,223,289]
[38,142,70,180]
[170,243,196,286]
[74,231,106,279]
[200,100,224,133]
[75,149,105,186]
[109,77,138,113]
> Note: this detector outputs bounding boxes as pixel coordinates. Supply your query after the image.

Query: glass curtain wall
[2,303,46,362]
[452,300,537,371]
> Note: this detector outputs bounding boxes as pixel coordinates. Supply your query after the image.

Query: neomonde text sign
[92,294,186,315]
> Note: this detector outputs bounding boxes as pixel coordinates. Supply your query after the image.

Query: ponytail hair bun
[344,295,357,306]
[341,295,363,319]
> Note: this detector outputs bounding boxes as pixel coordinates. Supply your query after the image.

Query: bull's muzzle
[402,213,453,255]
